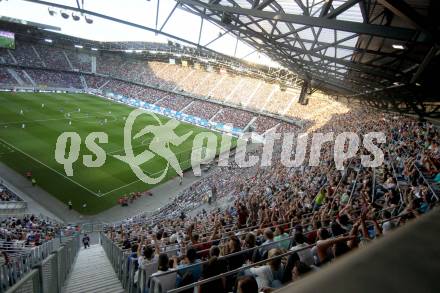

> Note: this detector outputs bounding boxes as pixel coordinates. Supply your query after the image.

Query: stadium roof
[0,0,283,67]
[177,0,439,96]
[2,0,439,113]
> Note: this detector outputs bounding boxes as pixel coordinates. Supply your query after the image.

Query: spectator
[290,233,314,266]
[248,248,284,291]
[174,247,202,286]
[82,233,90,249]
[237,276,259,293]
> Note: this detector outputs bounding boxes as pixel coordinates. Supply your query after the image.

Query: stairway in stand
[63,244,125,293]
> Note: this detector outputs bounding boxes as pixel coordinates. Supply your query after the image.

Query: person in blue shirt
[174,247,202,287]
[127,244,139,274]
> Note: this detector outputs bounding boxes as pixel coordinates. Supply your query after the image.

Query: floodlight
[60,10,69,19]
[72,13,80,21]
[392,44,405,50]
[48,7,57,16]
[85,16,93,24]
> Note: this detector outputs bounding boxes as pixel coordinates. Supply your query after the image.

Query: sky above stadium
[0,0,281,67]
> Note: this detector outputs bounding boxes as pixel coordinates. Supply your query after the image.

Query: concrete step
[62,244,124,293]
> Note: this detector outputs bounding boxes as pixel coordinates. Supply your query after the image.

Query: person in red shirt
[237,204,249,228]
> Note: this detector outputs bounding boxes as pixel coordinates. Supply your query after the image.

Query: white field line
[0,134,199,198]
[98,146,207,197]
[106,137,153,155]
[0,100,219,198]
[0,113,108,126]
[98,177,142,196]
[0,138,100,197]
[98,156,193,197]
[0,117,73,126]
[0,115,171,198]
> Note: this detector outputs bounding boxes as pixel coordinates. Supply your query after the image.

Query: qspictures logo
[114,109,193,184]
[54,109,386,184]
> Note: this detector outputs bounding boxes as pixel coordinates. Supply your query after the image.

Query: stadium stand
[0,40,306,125]
[33,44,70,71]
[64,50,92,72]
[24,69,82,89]
[93,108,439,293]
[0,39,314,133]
[9,41,44,68]
[182,100,223,120]
[0,67,17,86]
[0,183,27,216]
[156,95,193,112]
[0,183,21,202]
[0,1,439,291]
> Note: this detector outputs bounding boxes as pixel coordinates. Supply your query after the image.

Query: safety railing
[0,237,57,291]
[101,198,413,293]
[100,232,131,290]
[413,163,439,201]
[1,234,80,293]
[80,222,106,234]
[0,202,27,216]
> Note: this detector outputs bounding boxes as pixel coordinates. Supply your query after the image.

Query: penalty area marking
[64,111,118,123]
[0,141,15,155]
[98,146,203,197]
[105,138,153,156]
[0,114,106,127]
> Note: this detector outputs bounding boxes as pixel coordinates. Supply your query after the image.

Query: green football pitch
[0,92,233,215]
[0,38,15,49]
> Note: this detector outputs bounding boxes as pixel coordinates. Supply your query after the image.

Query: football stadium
[0,0,439,293]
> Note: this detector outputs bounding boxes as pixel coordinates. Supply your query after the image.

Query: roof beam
[159,2,178,31]
[294,0,309,16]
[256,0,275,10]
[358,0,368,23]
[410,45,439,84]
[377,0,439,40]
[177,0,428,41]
[325,0,361,19]
[319,0,333,17]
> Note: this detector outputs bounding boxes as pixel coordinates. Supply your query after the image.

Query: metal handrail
[99,201,405,293]
[0,234,80,293]
[413,163,439,201]
[166,208,422,293]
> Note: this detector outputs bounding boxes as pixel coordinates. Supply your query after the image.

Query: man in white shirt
[290,233,314,266]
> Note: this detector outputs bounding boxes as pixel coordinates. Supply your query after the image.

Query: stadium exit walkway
[63,244,124,293]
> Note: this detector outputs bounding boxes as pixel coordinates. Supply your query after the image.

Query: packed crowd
[0,40,346,128]
[183,100,223,120]
[103,107,438,293]
[0,48,15,65]
[0,38,438,293]
[65,51,92,72]
[84,75,108,90]
[0,183,21,202]
[156,95,193,112]
[1,64,300,133]
[33,44,71,71]
[6,41,44,68]
[212,108,256,129]
[0,40,352,135]
[251,116,281,133]
[25,69,83,89]
[0,214,62,247]
[118,191,153,207]
[0,67,16,85]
